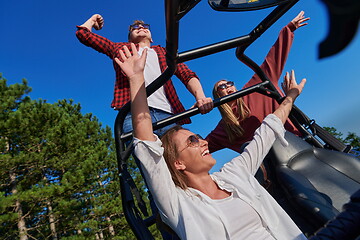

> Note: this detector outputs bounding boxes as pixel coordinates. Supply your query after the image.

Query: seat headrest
[270,131,313,165]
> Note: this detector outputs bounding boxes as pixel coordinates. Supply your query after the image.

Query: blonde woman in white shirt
[115,43,307,240]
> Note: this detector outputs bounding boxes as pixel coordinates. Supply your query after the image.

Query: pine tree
[324,126,360,157]
[0,75,148,239]
[0,75,32,240]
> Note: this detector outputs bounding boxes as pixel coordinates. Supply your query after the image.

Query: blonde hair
[213,80,250,143]
[161,125,189,190]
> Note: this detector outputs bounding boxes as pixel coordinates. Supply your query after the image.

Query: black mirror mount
[208,0,291,11]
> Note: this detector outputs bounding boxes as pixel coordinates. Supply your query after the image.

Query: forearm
[186,77,206,100]
[273,93,296,124]
[228,114,285,175]
[186,77,213,114]
[244,24,294,89]
[264,24,294,84]
[79,18,95,31]
[274,70,306,124]
[129,74,155,141]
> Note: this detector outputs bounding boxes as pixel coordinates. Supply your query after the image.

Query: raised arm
[114,43,154,141]
[274,70,306,124]
[115,44,183,227]
[228,70,306,174]
[244,11,310,89]
[76,14,118,58]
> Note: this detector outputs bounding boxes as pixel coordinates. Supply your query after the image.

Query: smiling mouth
[202,150,210,156]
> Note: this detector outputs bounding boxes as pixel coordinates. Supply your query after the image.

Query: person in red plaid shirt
[76,14,213,135]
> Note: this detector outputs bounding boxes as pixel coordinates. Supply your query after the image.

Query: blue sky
[1,0,359,171]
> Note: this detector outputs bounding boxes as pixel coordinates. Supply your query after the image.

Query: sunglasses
[179,134,204,152]
[217,81,234,91]
[129,23,150,31]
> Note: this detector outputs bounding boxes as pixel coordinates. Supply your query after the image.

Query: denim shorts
[122,107,177,137]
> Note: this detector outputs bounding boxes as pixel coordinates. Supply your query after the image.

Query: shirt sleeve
[205,120,229,153]
[174,62,199,86]
[133,135,181,223]
[244,22,295,91]
[154,46,198,85]
[223,114,288,176]
[75,26,117,59]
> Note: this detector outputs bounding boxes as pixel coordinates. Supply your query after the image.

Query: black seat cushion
[276,166,339,223]
[270,131,360,225]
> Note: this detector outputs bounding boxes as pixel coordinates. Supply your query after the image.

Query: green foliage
[324,126,360,156]
[0,76,150,239]
[344,133,360,151]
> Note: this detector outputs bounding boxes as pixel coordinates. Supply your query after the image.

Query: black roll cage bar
[115,0,299,167]
[113,0,351,238]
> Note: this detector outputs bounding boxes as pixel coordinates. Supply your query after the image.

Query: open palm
[115,43,147,79]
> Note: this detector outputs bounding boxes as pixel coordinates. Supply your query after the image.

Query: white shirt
[210,191,275,239]
[138,47,172,113]
[134,114,307,240]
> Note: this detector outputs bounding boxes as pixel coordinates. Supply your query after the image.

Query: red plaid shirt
[76,26,197,124]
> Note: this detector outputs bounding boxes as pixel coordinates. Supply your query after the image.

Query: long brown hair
[160,125,189,190]
[213,80,250,143]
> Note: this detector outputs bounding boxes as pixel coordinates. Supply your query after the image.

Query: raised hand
[291,11,310,30]
[281,70,306,99]
[114,43,148,80]
[274,70,306,124]
[80,14,104,31]
[92,14,104,30]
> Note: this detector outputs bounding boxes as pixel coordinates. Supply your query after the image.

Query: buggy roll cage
[114,0,352,238]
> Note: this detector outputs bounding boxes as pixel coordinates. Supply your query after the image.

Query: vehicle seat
[269,131,360,227]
